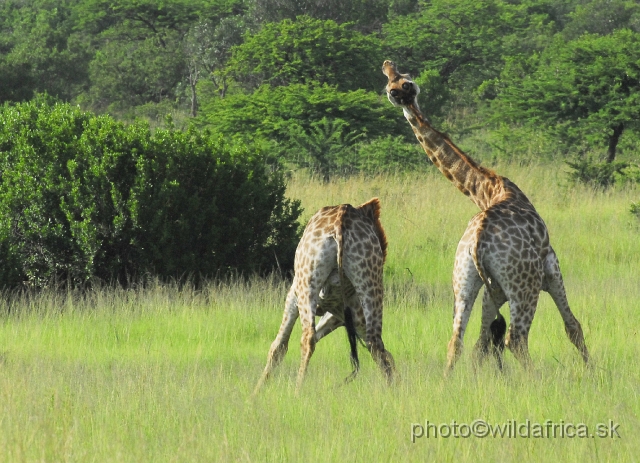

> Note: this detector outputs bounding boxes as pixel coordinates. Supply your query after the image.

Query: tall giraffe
[254,198,394,394]
[382,60,589,371]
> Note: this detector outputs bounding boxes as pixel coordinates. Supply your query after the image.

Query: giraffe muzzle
[386,82,419,106]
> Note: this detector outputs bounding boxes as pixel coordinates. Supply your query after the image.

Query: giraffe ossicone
[253,198,394,394]
[382,60,589,372]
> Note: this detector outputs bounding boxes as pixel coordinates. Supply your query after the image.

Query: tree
[75,0,243,111]
[244,0,394,32]
[196,82,410,148]
[0,0,91,103]
[562,0,640,39]
[195,82,412,177]
[0,97,302,287]
[184,15,246,115]
[382,0,555,118]
[84,32,186,111]
[226,16,383,92]
[493,29,640,163]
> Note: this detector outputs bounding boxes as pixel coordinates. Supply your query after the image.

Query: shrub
[565,159,630,188]
[631,201,640,221]
[131,121,302,281]
[0,97,302,288]
[350,135,431,174]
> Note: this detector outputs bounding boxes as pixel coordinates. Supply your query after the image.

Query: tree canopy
[2,0,640,282]
[494,29,640,162]
[0,0,639,174]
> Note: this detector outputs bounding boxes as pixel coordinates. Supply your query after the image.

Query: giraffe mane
[436,127,500,181]
[357,197,388,262]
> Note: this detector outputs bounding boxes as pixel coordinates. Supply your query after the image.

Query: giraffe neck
[403,105,503,210]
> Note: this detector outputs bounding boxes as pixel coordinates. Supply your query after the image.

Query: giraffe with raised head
[382,60,589,372]
[253,198,394,394]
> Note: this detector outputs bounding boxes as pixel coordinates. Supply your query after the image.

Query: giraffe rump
[355,197,388,262]
[335,198,387,380]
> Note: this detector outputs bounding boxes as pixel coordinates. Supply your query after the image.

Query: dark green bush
[631,201,640,221]
[131,120,302,281]
[565,159,630,188]
[0,97,302,288]
[350,135,431,174]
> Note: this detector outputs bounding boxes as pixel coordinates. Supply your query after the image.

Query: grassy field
[0,165,639,462]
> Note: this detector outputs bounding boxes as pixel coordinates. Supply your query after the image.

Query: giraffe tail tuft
[343,303,360,381]
[490,313,507,358]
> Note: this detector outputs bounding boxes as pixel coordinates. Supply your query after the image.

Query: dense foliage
[1,0,640,283]
[0,98,302,287]
[1,0,639,174]
[493,29,640,163]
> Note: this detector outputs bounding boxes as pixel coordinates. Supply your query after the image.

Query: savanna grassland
[0,165,638,462]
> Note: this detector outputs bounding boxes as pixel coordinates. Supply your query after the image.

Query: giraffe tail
[336,205,360,382]
[471,226,506,301]
[489,313,506,369]
[490,313,506,351]
[472,230,507,365]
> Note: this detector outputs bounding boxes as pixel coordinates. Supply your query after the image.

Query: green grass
[0,166,639,462]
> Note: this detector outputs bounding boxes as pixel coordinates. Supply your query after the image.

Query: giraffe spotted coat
[383,60,589,372]
[254,198,394,394]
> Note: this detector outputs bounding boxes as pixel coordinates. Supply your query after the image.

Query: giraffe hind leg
[504,290,541,370]
[296,318,316,393]
[543,251,589,363]
[294,287,321,393]
[366,334,395,384]
[253,287,298,395]
[343,241,394,384]
[348,271,394,383]
[447,245,484,374]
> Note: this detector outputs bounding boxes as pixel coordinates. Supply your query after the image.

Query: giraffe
[382,60,589,372]
[253,198,395,394]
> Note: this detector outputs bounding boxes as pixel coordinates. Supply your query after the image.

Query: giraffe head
[382,60,420,108]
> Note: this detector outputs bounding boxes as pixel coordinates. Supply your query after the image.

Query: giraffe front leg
[543,251,589,364]
[253,287,298,395]
[446,244,483,375]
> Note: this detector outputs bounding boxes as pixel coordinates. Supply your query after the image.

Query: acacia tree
[561,0,640,40]
[76,0,242,111]
[184,16,246,115]
[244,0,395,32]
[494,29,640,163]
[0,0,91,103]
[226,16,383,92]
[382,0,554,118]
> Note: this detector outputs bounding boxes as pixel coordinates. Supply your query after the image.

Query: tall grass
[0,165,638,462]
